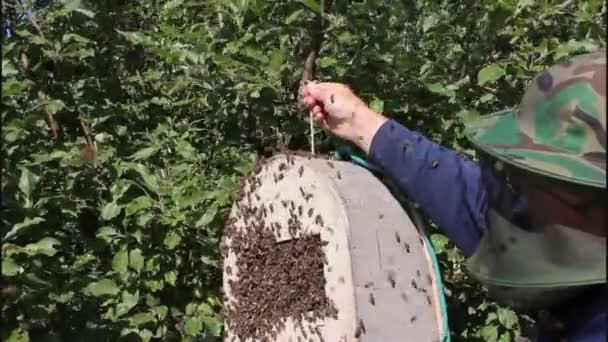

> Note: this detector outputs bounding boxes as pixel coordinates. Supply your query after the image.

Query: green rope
[336,145,452,342]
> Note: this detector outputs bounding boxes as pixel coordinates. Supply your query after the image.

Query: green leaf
[163,231,182,250]
[152,305,169,320]
[130,146,159,161]
[184,317,203,336]
[301,0,322,13]
[115,290,140,318]
[477,64,506,86]
[3,217,45,241]
[125,196,152,216]
[62,33,92,44]
[44,99,66,115]
[175,140,196,161]
[430,234,449,253]
[269,49,286,72]
[163,0,184,10]
[202,314,223,337]
[18,167,40,198]
[164,270,177,286]
[132,164,160,193]
[456,109,481,124]
[85,278,120,297]
[129,312,155,326]
[319,56,337,68]
[285,9,304,24]
[74,8,95,18]
[200,255,217,267]
[497,307,518,329]
[24,237,61,256]
[480,324,499,342]
[2,257,22,276]
[101,201,121,220]
[129,248,144,272]
[426,82,456,97]
[96,226,121,242]
[6,328,29,342]
[112,249,129,273]
[369,98,384,113]
[2,60,18,77]
[196,205,217,227]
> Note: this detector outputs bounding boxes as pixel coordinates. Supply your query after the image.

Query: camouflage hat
[464,50,606,188]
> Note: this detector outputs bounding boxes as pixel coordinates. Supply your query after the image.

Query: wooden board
[223,153,445,342]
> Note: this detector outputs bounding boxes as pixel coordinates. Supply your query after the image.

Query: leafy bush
[2,0,605,341]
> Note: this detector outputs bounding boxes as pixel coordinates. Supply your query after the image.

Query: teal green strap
[337,146,451,342]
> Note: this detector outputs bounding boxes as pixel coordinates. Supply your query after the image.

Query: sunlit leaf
[300,0,322,13]
[101,201,121,220]
[18,167,40,198]
[3,217,45,241]
[497,307,518,329]
[269,49,286,72]
[112,249,129,273]
[85,279,120,296]
[184,317,203,336]
[129,312,155,326]
[477,64,506,86]
[163,231,181,250]
[24,237,61,256]
[196,205,217,227]
[130,248,144,272]
[125,196,152,216]
[2,257,22,276]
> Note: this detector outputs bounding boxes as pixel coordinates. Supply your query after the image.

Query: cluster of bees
[223,151,436,341]
[222,152,339,342]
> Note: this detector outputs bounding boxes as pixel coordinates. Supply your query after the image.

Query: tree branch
[297,0,329,112]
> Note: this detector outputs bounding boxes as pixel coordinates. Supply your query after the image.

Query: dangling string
[310,111,315,154]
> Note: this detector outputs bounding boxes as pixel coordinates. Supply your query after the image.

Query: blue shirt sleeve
[368,119,487,257]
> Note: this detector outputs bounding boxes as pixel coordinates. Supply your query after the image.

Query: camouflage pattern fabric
[464,50,606,188]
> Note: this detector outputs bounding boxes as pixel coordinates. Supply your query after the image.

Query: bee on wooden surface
[269,204,274,213]
[395,232,401,243]
[308,208,314,217]
[364,281,374,288]
[278,173,284,181]
[369,293,375,306]
[336,171,342,179]
[388,273,396,288]
[315,214,324,226]
[411,280,418,290]
[404,242,411,253]
[410,315,417,323]
[298,165,304,177]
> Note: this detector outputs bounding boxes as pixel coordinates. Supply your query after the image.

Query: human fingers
[312,104,325,115]
[303,95,317,107]
[304,82,332,104]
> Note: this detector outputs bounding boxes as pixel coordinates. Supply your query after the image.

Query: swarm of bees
[223,152,340,342]
[223,151,436,341]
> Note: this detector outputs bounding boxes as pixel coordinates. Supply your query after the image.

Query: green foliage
[2,0,605,341]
